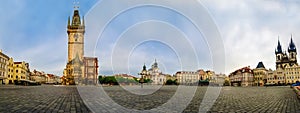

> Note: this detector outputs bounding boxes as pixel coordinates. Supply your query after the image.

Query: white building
[0,50,9,85]
[210,73,226,86]
[139,59,166,85]
[148,59,166,85]
[175,71,199,85]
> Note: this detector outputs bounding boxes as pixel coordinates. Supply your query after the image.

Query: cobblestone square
[0,85,300,113]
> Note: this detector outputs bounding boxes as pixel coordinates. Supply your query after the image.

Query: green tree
[223,79,230,86]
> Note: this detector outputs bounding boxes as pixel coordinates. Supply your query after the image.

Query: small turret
[67,16,70,26]
[82,16,85,26]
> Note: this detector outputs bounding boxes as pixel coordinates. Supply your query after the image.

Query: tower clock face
[74,34,79,41]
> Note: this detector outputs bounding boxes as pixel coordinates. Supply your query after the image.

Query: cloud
[0,0,97,76]
[2,0,300,76]
[201,0,300,74]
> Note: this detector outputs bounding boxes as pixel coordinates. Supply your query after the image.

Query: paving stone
[0,85,91,113]
[1,85,300,112]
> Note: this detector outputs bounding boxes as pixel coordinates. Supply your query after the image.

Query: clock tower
[67,9,85,62]
[63,6,85,85]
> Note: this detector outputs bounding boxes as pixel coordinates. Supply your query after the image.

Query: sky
[0,0,300,76]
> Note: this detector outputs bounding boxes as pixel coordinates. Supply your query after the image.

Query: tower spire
[275,36,283,54]
[70,1,82,27]
[288,34,296,53]
[82,16,85,26]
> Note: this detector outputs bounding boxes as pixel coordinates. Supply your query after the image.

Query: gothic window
[277,55,280,60]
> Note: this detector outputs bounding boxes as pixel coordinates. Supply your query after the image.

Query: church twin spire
[288,35,297,53]
[275,35,297,54]
[275,36,283,54]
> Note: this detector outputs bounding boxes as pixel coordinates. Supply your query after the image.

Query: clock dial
[74,34,79,41]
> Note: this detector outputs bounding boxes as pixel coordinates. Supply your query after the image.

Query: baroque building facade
[63,7,98,85]
[175,69,222,85]
[139,59,166,85]
[175,71,199,85]
[229,66,253,87]
[228,35,300,86]
[253,62,268,86]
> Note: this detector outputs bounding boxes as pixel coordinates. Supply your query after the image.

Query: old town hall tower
[63,6,85,85]
[67,9,84,62]
[63,5,99,85]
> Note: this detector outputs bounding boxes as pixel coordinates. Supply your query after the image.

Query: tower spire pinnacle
[275,35,283,54]
[68,16,70,26]
[82,16,85,26]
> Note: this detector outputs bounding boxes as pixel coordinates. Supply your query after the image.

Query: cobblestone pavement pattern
[1,85,300,113]
[0,85,91,113]
[208,87,300,113]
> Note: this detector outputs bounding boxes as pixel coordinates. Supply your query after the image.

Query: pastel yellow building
[4,57,30,85]
[198,69,214,81]
[284,65,300,84]
[12,61,29,84]
[6,58,14,84]
[253,62,268,86]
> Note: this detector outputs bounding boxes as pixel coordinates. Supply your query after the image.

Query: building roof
[256,62,265,69]
[14,62,22,64]
[0,51,9,59]
[176,71,197,74]
[230,66,252,76]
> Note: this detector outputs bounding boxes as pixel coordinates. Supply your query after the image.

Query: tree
[223,79,230,86]
[165,79,178,85]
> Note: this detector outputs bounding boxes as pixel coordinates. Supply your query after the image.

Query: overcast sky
[0,0,299,76]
